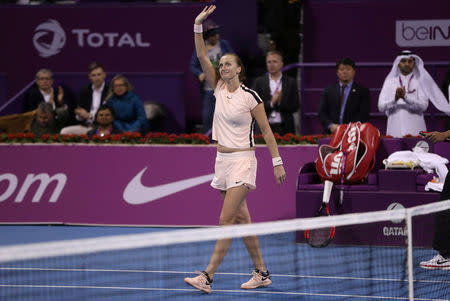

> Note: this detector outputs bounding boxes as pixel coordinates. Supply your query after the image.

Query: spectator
[61,61,109,135]
[252,50,299,135]
[378,50,450,137]
[29,102,68,138]
[86,105,120,138]
[318,58,370,134]
[190,18,234,133]
[23,69,66,113]
[105,75,148,134]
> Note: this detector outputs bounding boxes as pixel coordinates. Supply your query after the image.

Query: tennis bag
[315,122,381,184]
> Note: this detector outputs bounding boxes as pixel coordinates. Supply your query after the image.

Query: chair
[0,110,36,134]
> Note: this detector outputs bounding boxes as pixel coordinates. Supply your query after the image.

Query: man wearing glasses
[23,68,66,113]
[23,68,69,129]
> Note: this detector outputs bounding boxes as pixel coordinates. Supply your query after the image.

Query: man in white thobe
[378,50,450,138]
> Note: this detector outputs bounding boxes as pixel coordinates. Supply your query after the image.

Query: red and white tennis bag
[315,122,381,184]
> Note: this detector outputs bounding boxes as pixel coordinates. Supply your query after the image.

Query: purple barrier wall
[0,1,258,126]
[0,144,317,226]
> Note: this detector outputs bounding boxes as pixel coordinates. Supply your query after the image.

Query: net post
[406,209,414,301]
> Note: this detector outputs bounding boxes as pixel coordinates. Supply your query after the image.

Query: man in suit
[60,61,109,135]
[23,68,66,113]
[252,50,300,135]
[318,57,370,134]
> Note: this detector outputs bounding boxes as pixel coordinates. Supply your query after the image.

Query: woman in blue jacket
[105,75,148,134]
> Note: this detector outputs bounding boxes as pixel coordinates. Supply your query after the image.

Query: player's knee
[235,213,251,224]
[218,214,235,226]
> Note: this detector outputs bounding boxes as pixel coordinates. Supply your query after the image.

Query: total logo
[33,19,66,58]
[33,19,151,58]
[383,202,407,237]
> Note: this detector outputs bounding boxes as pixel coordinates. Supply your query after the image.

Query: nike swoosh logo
[437,259,450,264]
[123,167,215,205]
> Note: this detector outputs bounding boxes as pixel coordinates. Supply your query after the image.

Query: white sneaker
[184,271,212,293]
[420,254,450,270]
[241,269,272,289]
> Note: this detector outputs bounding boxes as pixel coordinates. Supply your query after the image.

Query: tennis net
[1,200,450,301]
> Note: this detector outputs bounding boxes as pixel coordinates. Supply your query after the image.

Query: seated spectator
[23,68,66,113]
[105,75,148,134]
[318,58,370,134]
[29,102,68,138]
[86,105,120,138]
[61,61,109,135]
[378,50,450,137]
[252,50,300,135]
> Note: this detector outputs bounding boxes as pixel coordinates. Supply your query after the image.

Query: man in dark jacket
[252,50,300,135]
[23,68,66,113]
[60,61,109,135]
[318,57,370,134]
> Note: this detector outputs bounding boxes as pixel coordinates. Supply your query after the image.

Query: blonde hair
[105,74,134,101]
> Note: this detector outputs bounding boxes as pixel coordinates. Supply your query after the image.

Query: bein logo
[33,19,66,58]
[0,173,67,203]
[396,19,450,47]
[33,19,151,58]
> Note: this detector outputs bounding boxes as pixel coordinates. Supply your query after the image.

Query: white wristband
[194,24,203,33]
[272,157,283,167]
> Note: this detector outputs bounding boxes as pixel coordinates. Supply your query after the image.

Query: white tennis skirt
[210,150,257,191]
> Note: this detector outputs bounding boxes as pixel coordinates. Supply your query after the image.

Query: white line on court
[0,284,448,301]
[1,267,449,285]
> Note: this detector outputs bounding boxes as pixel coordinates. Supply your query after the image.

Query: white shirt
[212,80,262,148]
[88,82,105,124]
[268,74,282,124]
[378,73,428,137]
[39,88,55,110]
[75,82,105,124]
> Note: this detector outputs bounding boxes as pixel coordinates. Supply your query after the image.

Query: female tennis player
[184,5,287,294]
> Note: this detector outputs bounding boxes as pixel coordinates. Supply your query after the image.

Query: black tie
[340,84,347,107]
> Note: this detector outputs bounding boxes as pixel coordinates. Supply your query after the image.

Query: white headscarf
[381,50,450,115]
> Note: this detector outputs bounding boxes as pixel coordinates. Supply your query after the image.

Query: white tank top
[212,80,262,148]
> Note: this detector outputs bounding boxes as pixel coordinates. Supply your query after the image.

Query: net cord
[0,199,449,264]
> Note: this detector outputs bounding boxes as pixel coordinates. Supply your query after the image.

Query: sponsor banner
[297,190,439,247]
[396,19,450,47]
[0,1,258,117]
[0,144,317,226]
[303,0,449,62]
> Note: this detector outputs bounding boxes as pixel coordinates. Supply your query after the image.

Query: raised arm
[194,6,218,89]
